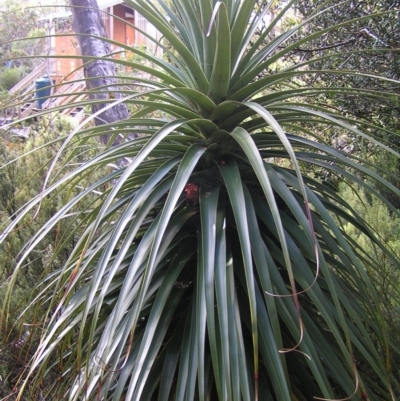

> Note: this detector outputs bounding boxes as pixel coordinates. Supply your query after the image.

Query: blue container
[35,76,53,109]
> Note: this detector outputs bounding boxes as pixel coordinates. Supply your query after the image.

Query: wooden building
[51,0,162,78]
[9,1,161,121]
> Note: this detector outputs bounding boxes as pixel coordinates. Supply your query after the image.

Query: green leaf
[208,2,231,104]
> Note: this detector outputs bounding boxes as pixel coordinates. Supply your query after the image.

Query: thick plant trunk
[69,0,130,144]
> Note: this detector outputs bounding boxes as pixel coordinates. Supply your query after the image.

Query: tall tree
[70,0,130,144]
[3,1,400,400]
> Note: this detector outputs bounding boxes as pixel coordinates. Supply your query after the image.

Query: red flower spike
[184,183,200,204]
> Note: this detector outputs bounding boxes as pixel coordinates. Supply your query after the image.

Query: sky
[0,0,67,5]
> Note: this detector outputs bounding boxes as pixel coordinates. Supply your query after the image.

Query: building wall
[53,34,82,79]
[126,17,135,47]
[113,4,126,47]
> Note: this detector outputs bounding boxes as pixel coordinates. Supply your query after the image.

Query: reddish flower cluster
[184,183,200,204]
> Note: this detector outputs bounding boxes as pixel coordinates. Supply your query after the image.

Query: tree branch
[293,39,356,52]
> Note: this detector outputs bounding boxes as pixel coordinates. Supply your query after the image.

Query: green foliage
[0,0,47,71]
[255,0,400,209]
[0,67,26,90]
[340,183,400,311]
[292,1,400,151]
[338,182,400,383]
[1,1,400,400]
[0,115,103,396]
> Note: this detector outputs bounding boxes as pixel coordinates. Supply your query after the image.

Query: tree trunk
[69,0,130,144]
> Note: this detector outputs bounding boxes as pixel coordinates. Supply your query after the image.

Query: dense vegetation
[0,116,103,398]
[1,0,400,400]
[0,0,48,90]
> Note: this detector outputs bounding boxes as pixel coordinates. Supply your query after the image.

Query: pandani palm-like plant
[2,0,400,400]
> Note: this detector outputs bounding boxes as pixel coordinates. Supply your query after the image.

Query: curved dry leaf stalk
[277,289,307,356]
[313,361,359,401]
